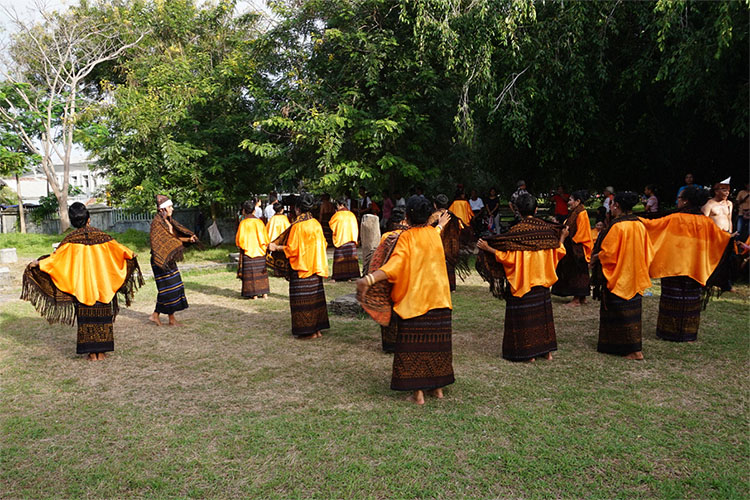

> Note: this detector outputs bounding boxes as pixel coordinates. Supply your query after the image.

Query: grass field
[1,239,748,498]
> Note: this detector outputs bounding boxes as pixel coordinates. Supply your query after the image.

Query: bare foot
[168,314,182,327]
[87,353,97,361]
[524,357,536,363]
[544,352,553,361]
[262,294,268,299]
[296,334,317,341]
[564,300,581,308]
[250,296,257,300]
[624,351,644,360]
[96,352,107,360]
[428,388,444,399]
[149,312,162,326]
[315,331,323,338]
[407,390,425,405]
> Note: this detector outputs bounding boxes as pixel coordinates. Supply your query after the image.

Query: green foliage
[30,186,84,224]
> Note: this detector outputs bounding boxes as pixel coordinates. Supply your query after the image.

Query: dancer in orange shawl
[429,194,467,292]
[448,191,474,227]
[149,195,197,326]
[266,203,290,242]
[21,203,143,360]
[591,192,654,360]
[476,194,568,362]
[640,186,733,341]
[552,190,594,306]
[329,199,360,281]
[357,196,454,405]
[236,198,270,299]
[268,193,330,339]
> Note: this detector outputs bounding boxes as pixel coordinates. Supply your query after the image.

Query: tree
[0,127,38,233]
[0,1,145,231]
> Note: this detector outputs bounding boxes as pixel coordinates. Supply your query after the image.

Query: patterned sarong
[240,254,270,298]
[656,276,702,342]
[597,286,642,355]
[332,242,360,281]
[391,308,454,391]
[289,274,330,337]
[381,319,397,353]
[76,301,114,354]
[551,258,590,297]
[446,261,456,292]
[152,259,189,314]
[503,286,557,361]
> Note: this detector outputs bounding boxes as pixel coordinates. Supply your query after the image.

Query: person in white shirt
[394,192,406,207]
[468,189,484,215]
[264,194,278,221]
[252,198,263,219]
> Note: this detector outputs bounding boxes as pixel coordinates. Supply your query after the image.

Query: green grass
[0,265,748,498]
[0,229,237,264]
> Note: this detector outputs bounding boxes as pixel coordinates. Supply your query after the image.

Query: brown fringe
[266,212,314,281]
[20,264,77,326]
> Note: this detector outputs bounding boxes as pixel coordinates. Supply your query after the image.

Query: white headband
[719,176,731,185]
[159,199,173,209]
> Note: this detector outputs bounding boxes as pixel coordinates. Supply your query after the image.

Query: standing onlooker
[264,193,278,222]
[509,180,529,220]
[381,190,394,229]
[485,187,500,232]
[600,186,615,225]
[736,181,750,240]
[644,185,659,213]
[357,187,371,221]
[551,185,570,223]
[468,189,484,216]
[394,192,406,207]
[702,177,733,232]
[676,173,702,205]
[252,198,263,219]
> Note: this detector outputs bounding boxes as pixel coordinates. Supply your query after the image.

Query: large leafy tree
[86,0,270,214]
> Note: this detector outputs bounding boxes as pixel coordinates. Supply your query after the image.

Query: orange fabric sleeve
[284,218,329,278]
[494,245,567,297]
[448,200,474,225]
[599,221,654,300]
[236,218,269,258]
[639,213,731,285]
[572,210,594,262]
[266,214,291,242]
[590,228,600,243]
[378,226,452,319]
[329,210,359,247]
[39,240,135,306]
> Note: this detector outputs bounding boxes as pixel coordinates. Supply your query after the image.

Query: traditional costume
[267,212,330,338]
[640,211,733,341]
[329,209,360,281]
[476,217,565,361]
[266,213,291,243]
[21,226,143,355]
[150,197,193,315]
[360,226,454,391]
[236,215,270,298]
[428,209,469,291]
[552,204,593,299]
[448,199,474,226]
[592,216,654,356]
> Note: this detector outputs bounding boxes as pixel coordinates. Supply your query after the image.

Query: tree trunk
[58,189,70,233]
[15,174,26,234]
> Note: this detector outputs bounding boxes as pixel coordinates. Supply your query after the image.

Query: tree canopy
[5,0,748,211]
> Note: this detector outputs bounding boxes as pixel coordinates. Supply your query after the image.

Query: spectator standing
[485,187,500,232]
[676,173,702,205]
[264,193,278,222]
[736,181,750,240]
[644,185,659,213]
[468,189,484,216]
[551,185,570,223]
[509,180,529,220]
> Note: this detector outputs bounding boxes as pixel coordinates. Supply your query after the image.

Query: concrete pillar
[360,214,381,274]
[0,248,17,264]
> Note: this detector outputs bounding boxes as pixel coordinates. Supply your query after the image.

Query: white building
[0,161,108,205]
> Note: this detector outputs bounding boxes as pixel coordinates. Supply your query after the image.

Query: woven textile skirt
[597,287,642,355]
[152,259,189,315]
[381,318,397,353]
[391,308,454,391]
[657,276,702,342]
[551,255,590,298]
[289,274,330,337]
[240,254,270,298]
[503,286,557,361]
[76,301,114,354]
[332,242,360,281]
[446,260,456,292]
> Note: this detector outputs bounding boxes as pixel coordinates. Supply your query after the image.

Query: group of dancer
[20,181,737,405]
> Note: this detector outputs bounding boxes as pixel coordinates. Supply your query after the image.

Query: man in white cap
[702,177,733,232]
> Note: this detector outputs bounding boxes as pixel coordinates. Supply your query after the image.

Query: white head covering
[159,199,173,209]
[719,176,731,185]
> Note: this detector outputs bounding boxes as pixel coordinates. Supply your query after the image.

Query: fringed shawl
[150,214,195,270]
[266,212,312,281]
[21,227,144,326]
[358,228,405,326]
[475,217,562,299]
